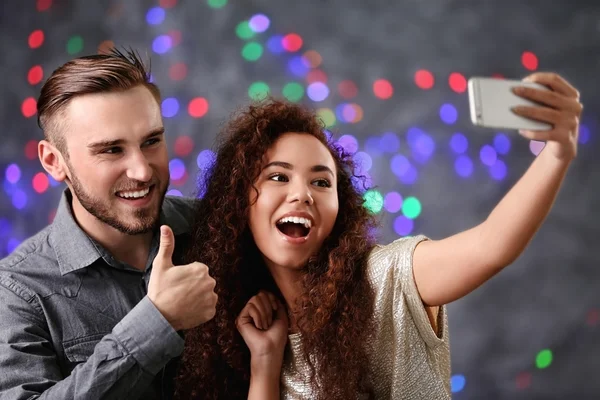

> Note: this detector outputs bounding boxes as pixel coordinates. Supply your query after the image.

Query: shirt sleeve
[0,275,184,400]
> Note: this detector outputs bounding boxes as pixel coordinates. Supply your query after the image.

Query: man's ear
[39,140,68,182]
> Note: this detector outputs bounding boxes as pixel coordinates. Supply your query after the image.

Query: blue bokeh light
[146,7,166,25]
[440,103,458,125]
[152,35,172,54]
[489,159,507,181]
[249,14,270,33]
[493,133,511,155]
[450,133,468,154]
[579,124,590,144]
[353,151,373,175]
[288,56,309,78]
[394,215,414,236]
[384,192,403,213]
[0,219,12,237]
[390,155,411,177]
[12,190,27,210]
[197,149,216,170]
[364,137,382,155]
[7,238,21,254]
[399,164,418,184]
[450,374,466,393]
[337,134,359,154]
[169,158,186,180]
[161,98,179,118]
[380,132,400,153]
[480,145,497,166]
[306,82,329,102]
[455,155,473,178]
[5,164,21,184]
[267,35,284,54]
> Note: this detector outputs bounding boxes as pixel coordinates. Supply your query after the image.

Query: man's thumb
[155,225,175,267]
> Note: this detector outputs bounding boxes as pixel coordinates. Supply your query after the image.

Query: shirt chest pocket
[63,333,123,365]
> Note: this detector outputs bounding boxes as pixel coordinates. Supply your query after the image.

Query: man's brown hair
[37,48,160,155]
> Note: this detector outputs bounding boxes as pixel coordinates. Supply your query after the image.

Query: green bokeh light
[316,108,336,128]
[236,21,255,40]
[207,0,227,9]
[242,42,263,61]
[536,349,553,369]
[402,197,422,219]
[67,36,84,55]
[282,82,304,102]
[248,81,270,100]
[363,190,384,214]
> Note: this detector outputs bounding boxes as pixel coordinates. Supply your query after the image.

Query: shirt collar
[49,188,192,275]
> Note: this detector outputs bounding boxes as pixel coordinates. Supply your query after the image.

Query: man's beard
[69,170,167,235]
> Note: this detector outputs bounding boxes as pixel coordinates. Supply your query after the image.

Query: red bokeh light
[22,98,37,118]
[373,79,393,99]
[449,72,467,93]
[160,0,178,8]
[28,65,44,85]
[306,70,328,84]
[28,30,45,49]
[33,172,49,194]
[282,33,303,52]
[174,136,194,157]
[338,80,358,99]
[188,97,209,118]
[36,0,52,12]
[169,63,188,81]
[25,140,39,160]
[168,30,182,47]
[522,51,539,71]
[515,372,532,390]
[415,69,434,90]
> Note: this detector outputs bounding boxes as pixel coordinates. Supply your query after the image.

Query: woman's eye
[268,173,288,182]
[313,179,331,188]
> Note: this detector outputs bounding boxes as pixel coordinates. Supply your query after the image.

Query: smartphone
[468,77,552,131]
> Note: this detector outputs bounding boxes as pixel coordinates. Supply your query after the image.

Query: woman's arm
[248,361,282,400]
[413,72,583,307]
[236,291,288,400]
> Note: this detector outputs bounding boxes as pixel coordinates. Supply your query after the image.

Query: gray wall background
[0,0,598,398]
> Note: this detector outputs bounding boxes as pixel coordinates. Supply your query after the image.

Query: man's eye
[102,147,121,154]
[144,138,161,146]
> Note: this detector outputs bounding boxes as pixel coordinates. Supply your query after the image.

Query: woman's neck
[265,263,304,333]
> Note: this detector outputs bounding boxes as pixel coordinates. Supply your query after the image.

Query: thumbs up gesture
[148,225,218,331]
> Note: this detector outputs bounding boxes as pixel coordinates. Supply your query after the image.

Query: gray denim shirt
[0,189,197,400]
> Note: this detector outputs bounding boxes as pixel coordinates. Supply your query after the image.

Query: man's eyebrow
[87,127,165,150]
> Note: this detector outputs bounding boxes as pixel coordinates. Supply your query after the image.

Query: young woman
[174,72,582,399]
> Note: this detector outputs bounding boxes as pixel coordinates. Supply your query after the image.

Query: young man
[0,49,217,399]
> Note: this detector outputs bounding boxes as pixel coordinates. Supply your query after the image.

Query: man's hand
[148,225,218,331]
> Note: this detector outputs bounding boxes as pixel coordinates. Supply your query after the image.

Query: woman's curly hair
[174,98,378,399]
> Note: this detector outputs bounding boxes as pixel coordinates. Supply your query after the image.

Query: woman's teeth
[276,216,312,229]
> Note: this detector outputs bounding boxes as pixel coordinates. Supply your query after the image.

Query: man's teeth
[117,188,150,199]
[277,216,312,229]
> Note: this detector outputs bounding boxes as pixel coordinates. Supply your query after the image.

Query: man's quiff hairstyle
[36,48,160,155]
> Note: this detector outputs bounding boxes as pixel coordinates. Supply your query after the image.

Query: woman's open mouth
[275,216,312,243]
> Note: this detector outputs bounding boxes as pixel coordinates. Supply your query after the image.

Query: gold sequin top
[281,235,451,399]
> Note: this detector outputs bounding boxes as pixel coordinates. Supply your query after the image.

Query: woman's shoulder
[369,234,428,263]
